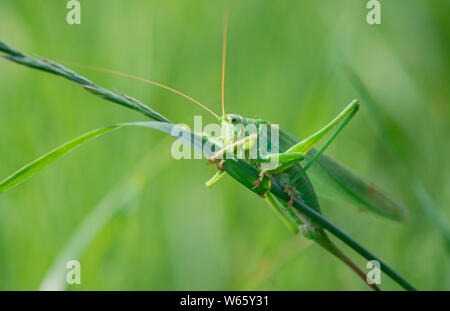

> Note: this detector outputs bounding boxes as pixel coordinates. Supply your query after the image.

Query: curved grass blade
[0,121,198,195]
[0,41,170,123]
[0,125,121,194]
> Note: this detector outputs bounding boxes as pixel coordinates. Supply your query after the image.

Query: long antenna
[61,61,219,118]
[221,9,230,116]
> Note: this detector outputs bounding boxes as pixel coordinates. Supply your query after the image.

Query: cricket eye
[231,117,237,123]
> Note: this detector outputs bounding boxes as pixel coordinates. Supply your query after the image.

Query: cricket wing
[278,128,408,221]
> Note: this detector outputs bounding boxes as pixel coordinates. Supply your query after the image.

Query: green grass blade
[0,121,197,195]
[0,41,171,123]
[0,125,120,194]
[414,181,450,253]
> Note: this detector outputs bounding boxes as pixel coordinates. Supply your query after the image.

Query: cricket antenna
[221,9,230,116]
[61,61,219,118]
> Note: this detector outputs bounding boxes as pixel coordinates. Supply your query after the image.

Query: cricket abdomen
[271,164,321,214]
[292,166,321,213]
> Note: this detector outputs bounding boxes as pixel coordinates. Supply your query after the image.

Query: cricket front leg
[207,133,258,167]
[286,100,359,155]
[252,99,359,189]
[202,133,226,170]
[205,134,258,185]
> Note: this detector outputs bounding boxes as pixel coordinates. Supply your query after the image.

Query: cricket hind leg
[252,152,306,189]
[265,193,299,234]
[266,191,324,240]
[287,100,360,186]
[253,100,359,189]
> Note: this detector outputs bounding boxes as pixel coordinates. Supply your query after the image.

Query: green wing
[278,128,408,221]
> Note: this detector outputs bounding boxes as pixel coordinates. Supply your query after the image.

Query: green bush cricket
[0,12,412,291]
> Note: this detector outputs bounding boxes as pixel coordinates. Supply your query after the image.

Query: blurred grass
[39,139,171,290]
[348,68,450,253]
[0,0,449,290]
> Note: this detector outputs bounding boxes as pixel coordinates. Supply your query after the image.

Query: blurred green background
[0,0,449,290]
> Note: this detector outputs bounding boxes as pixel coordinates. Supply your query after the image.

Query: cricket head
[218,113,245,125]
[217,114,246,145]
